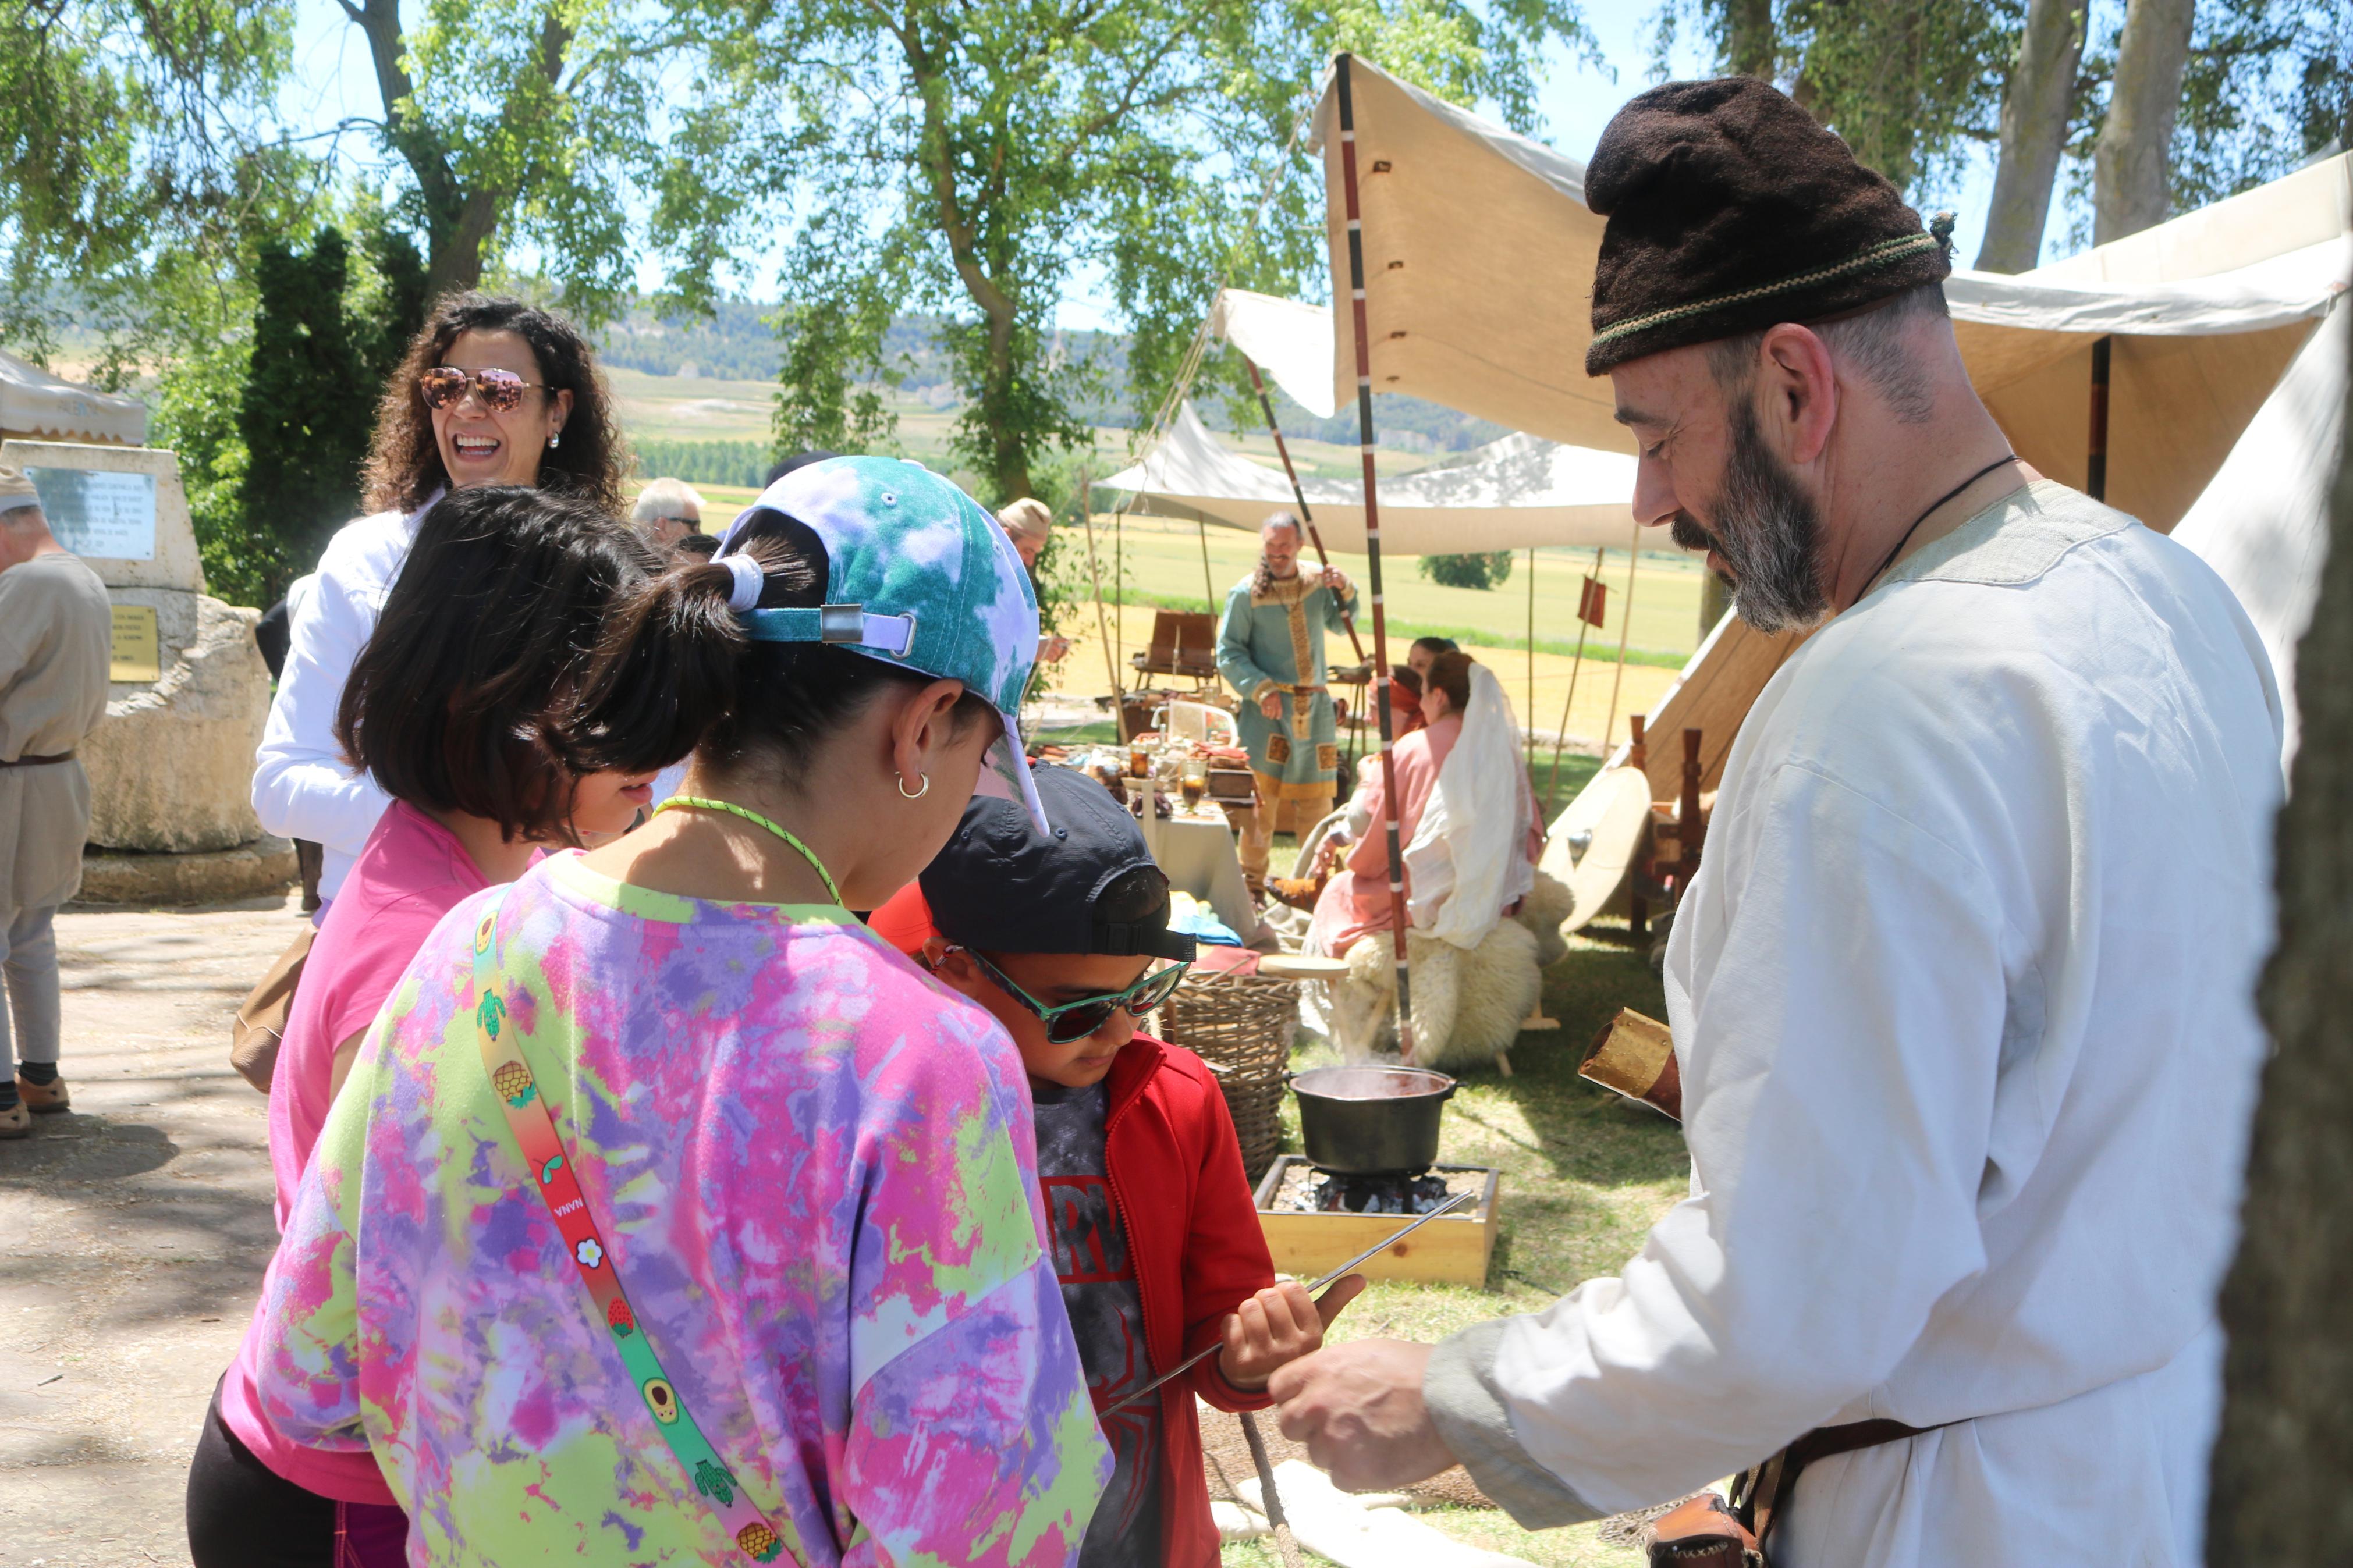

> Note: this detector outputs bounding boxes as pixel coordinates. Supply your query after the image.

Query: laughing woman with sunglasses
[250,293,626,916]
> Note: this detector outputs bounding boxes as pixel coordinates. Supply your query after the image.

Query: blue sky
[280,1,2028,330]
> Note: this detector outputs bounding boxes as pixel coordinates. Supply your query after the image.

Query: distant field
[609,368,1445,490]
[606,367,1706,664]
[1071,513,1705,659]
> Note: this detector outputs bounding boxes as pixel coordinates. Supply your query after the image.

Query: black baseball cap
[921,763,1197,962]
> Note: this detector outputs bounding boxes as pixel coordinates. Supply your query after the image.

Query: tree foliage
[747,0,1597,506]
[232,226,428,605]
[1419,550,1514,591]
[1656,0,2350,257]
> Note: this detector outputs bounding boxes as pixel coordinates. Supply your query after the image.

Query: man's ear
[1756,323,1840,467]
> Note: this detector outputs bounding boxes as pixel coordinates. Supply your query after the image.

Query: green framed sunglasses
[954,947,1191,1044]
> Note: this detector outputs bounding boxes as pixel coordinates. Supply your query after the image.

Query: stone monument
[0,439,292,904]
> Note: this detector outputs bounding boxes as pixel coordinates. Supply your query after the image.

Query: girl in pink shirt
[190,485,659,1568]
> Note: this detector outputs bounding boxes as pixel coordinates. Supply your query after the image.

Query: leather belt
[0,751,73,768]
[1734,1417,1956,1543]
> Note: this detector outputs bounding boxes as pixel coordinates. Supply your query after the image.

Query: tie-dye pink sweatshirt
[253,850,1109,1565]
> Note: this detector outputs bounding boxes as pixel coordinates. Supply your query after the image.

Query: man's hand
[1270,1338,1457,1492]
[1259,691,1284,720]
[1321,566,1352,597]
[1219,1274,1366,1389]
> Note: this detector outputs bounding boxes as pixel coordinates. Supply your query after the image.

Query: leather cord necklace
[1861,452,2019,596]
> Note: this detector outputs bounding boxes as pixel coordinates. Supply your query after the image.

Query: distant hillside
[595,300,1508,454]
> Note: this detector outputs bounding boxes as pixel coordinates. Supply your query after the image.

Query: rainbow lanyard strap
[470,891,801,1566]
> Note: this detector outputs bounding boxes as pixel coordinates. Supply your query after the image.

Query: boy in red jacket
[875,763,1362,1566]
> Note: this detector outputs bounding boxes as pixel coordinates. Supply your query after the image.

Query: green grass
[1213,883,1677,1568]
[1223,1510,1643,1568]
[1083,514,1705,662]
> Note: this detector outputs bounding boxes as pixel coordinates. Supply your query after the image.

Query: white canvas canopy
[1305,56,2348,535]
[0,349,147,446]
[2170,295,2344,766]
[1100,400,1636,553]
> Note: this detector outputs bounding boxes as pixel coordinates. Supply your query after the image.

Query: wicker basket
[1158,970,1300,1183]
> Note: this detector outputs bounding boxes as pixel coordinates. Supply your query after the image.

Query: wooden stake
[1081,502,1127,740]
[1547,545,1605,799]
[1240,1413,1306,1568]
[1600,520,1640,765]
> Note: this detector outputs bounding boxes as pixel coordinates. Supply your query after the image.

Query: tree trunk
[1721,0,1776,79]
[2093,0,2195,243]
[2205,303,2353,1560]
[980,297,1034,504]
[1976,0,2081,272]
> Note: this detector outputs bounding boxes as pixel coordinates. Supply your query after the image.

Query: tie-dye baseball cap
[714,456,1049,831]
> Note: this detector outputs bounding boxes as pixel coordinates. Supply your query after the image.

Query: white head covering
[1402,662,1538,949]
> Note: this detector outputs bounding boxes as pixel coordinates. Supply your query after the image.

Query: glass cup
[1179,758,1208,809]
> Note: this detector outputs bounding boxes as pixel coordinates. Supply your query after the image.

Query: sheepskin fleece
[1334,921,1543,1073]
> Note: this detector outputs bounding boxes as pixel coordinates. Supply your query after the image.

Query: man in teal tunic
[1216,513,1358,883]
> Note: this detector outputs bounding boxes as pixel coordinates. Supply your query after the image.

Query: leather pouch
[1645,1492,1762,1567]
[230,924,315,1094]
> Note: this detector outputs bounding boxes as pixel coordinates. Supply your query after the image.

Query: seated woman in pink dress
[1307,652,1543,959]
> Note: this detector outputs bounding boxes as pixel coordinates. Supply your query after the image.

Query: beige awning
[1307,56,2348,535]
[0,350,148,446]
[1101,400,1637,553]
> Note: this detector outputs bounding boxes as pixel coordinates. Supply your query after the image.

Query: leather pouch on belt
[1645,1492,1762,1567]
[1581,1007,1683,1123]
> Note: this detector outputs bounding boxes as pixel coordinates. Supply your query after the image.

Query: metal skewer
[1096,1188,1477,1417]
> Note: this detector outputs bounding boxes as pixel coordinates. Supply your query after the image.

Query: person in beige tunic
[0,467,111,1137]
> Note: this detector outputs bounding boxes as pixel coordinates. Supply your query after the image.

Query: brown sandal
[16,1075,68,1114]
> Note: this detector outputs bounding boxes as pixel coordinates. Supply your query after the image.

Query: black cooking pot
[1289,1065,1457,1175]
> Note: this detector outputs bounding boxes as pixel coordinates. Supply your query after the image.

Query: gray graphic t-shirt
[1031,1078,1160,1565]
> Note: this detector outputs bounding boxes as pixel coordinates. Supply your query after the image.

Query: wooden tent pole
[1244,354,1367,664]
[1525,547,1536,770]
[1547,545,1604,798]
[1197,517,1215,609]
[2087,335,2113,502]
[1336,52,1418,1065]
[1081,501,1128,741]
[1600,521,1640,766]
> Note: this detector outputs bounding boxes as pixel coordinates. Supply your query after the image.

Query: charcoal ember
[1311,1170,1453,1215]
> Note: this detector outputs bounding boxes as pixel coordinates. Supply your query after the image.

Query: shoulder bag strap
[469,893,803,1567]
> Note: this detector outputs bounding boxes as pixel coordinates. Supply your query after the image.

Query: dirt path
[0,893,304,1567]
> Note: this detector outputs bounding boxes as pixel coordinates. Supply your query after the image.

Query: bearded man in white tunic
[1270,77,2281,1567]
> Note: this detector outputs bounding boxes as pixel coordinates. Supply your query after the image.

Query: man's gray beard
[1253,557,1298,596]
[1673,402,1832,635]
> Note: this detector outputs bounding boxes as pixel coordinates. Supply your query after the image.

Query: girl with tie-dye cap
[253,458,1109,1565]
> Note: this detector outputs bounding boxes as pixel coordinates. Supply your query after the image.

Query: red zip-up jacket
[1092,1033,1277,1567]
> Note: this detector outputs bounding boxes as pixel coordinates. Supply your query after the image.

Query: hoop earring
[897,771,931,800]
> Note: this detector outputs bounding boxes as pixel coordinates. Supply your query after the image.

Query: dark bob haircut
[363,292,627,517]
[336,485,658,843]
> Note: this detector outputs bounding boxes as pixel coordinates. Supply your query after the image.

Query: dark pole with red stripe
[1335,52,1417,1063]
[1244,353,1367,665]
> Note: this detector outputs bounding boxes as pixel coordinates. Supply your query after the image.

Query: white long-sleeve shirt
[250,503,432,901]
[1425,482,2281,1566]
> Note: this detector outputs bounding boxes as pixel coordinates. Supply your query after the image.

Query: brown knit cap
[1584,77,1953,376]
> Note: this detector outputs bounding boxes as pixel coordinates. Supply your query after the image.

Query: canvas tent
[0,349,147,446]
[1292,55,2345,799]
[1099,400,1636,553]
[1304,56,2347,538]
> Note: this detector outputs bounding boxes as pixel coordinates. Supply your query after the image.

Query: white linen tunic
[1423,482,2281,1566]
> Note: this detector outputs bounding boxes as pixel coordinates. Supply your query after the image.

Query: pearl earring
[547,431,562,450]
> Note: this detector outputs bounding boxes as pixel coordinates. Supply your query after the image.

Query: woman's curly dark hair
[362,292,626,516]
